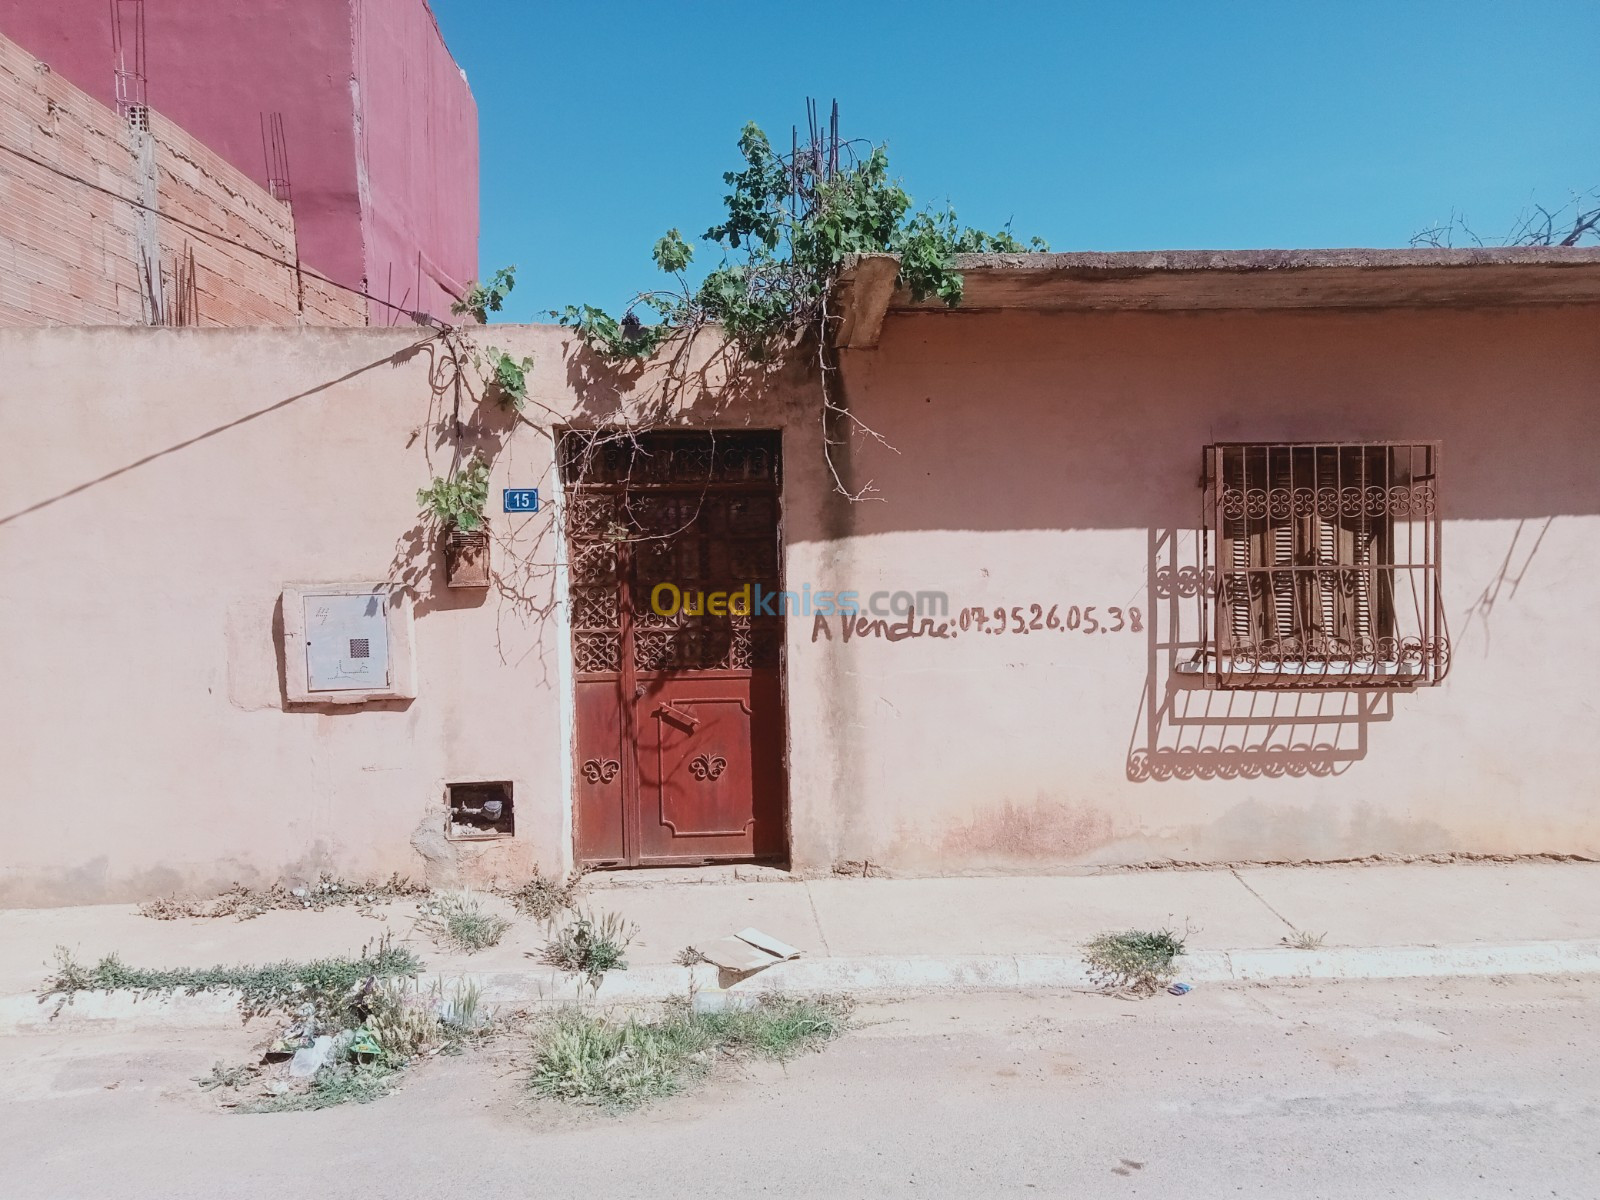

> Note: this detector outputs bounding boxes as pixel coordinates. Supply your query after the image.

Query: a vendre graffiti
[813,602,1145,643]
[648,582,1143,647]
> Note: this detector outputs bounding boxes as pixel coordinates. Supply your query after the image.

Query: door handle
[654,702,700,731]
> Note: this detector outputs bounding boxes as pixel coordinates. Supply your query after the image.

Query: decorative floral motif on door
[688,753,727,781]
[582,758,621,784]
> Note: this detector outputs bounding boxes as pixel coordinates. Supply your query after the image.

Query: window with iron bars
[1198,442,1450,688]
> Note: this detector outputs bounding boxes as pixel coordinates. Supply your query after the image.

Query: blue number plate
[502,488,540,513]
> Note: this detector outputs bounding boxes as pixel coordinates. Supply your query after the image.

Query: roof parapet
[832,247,1600,349]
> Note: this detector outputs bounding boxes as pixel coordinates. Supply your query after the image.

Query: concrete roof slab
[833,247,1600,347]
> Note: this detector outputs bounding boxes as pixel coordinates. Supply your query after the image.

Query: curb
[6,940,1600,1034]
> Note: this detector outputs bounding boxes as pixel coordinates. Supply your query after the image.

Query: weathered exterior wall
[0,0,476,322]
[0,325,816,905]
[2,305,1598,905]
[0,32,362,326]
[786,304,1600,872]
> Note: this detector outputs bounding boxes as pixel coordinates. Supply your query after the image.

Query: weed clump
[44,935,422,1020]
[416,890,511,953]
[501,866,588,924]
[45,938,500,1114]
[1281,929,1327,950]
[138,873,428,922]
[1083,929,1187,996]
[529,995,851,1110]
[539,910,637,988]
[241,1063,400,1113]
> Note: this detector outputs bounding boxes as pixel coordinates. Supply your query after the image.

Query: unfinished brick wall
[0,33,363,327]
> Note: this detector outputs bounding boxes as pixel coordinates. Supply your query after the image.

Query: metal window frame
[1200,441,1449,690]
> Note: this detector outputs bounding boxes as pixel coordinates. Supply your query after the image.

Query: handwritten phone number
[958,604,1143,636]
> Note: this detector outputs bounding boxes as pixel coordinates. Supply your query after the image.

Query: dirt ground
[2,975,1597,1198]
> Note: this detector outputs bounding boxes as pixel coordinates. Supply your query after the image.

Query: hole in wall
[447,781,514,840]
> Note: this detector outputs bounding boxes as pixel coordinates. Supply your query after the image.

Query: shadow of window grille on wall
[1197,442,1449,690]
[1127,527,1398,783]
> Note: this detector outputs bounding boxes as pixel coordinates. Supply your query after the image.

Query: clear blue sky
[431,0,1599,324]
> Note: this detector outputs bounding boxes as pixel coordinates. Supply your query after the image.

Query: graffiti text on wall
[810,603,1144,644]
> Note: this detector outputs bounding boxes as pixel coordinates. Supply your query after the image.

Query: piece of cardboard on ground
[697,927,803,973]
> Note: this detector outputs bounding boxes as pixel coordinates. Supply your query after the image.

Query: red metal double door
[564,431,787,867]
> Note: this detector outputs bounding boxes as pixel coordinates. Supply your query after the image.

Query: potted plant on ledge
[418,455,492,588]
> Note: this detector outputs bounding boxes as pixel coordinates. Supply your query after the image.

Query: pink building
[0,0,478,323]
[4,249,1600,906]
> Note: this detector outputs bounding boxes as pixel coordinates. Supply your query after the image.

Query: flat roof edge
[832,248,1600,348]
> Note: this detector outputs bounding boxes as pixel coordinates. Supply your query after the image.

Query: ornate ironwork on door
[562,431,787,867]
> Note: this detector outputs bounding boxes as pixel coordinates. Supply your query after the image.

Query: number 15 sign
[503,488,540,513]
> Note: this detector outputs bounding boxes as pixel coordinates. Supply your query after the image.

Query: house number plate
[503,488,540,513]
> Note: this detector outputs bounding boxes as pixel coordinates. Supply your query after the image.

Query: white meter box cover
[280,583,417,705]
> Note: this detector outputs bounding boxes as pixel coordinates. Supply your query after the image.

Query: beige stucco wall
[0,325,816,904]
[2,304,1597,904]
[785,304,1600,872]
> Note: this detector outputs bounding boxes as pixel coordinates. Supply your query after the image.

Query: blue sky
[431,0,1599,324]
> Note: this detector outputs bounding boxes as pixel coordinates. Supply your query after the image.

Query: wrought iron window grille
[1195,442,1449,689]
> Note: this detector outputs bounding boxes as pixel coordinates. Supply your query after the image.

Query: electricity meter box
[281,583,417,705]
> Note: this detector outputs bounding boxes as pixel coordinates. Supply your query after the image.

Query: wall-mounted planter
[445,524,491,588]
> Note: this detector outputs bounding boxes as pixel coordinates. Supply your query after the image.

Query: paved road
[2,976,1596,1198]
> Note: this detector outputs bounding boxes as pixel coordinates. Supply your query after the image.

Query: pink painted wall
[353,0,479,323]
[786,305,1600,872]
[2,304,1598,905]
[0,325,818,906]
[0,0,477,322]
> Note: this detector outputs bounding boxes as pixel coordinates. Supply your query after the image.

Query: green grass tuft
[139,873,429,921]
[240,1063,400,1113]
[539,910,637,987]
[1281,929,1327,950]
[416,890,512,954]
[529,995,851,1111]
[1083,928,1187,996]
[44,934,422,1020]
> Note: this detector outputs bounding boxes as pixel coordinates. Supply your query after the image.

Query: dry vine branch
[1412,187,1600,249]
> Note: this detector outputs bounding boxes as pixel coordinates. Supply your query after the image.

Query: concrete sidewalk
[3,861,1598,1031]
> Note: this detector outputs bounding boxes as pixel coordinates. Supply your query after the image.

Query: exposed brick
[0,31,362,328]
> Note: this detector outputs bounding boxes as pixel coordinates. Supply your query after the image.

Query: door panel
[574,679,628,864]
[635,675,785,860]
[562,431,787,868]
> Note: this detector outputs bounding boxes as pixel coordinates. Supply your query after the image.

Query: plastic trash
[288,1035,334,1077]
[691,988,759,1014]
[1167,982,1192,995]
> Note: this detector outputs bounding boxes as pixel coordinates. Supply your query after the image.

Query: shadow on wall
[561,329,808,428]
[388,336,519,618]
[384,336,573,685]
[0,335,439,529]
[1458,516,1554,659]
[1124,528,1396,782]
